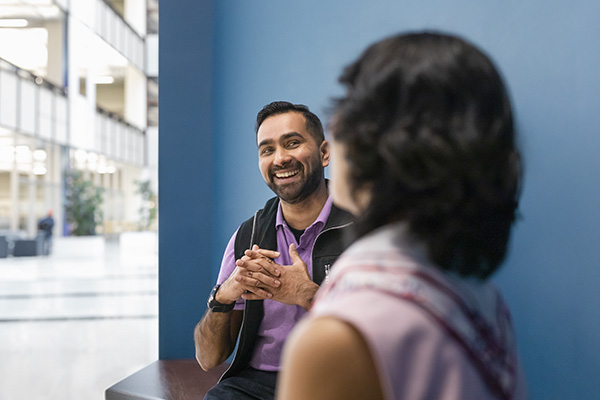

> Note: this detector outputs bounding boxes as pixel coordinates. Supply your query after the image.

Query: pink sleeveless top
[309,223,528,400]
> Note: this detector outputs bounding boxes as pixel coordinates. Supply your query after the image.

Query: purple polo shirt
[216,196,333,371]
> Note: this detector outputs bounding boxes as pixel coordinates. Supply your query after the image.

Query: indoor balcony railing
[94,0,145,72]
[0,58,68,145]
[0,57,145,168]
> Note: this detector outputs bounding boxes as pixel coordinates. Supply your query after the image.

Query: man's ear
[320,140,331,167]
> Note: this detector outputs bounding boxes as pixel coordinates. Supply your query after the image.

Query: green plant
[65,170,104,236]
[135,179,157,230]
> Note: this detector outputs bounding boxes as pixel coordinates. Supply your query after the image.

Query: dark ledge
[105,359,229,400]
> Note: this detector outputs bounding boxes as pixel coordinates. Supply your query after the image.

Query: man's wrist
[207,284,236,313]
[298,281,319,311]
[214,287,235,305]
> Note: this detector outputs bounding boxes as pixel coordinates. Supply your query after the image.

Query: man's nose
[274,148,291,166]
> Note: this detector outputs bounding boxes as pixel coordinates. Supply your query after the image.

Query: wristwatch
[207,284,235,313]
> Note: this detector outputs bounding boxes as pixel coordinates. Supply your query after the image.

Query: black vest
[221,196,353,380]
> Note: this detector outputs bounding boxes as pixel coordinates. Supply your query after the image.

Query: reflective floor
[0,237,158,400]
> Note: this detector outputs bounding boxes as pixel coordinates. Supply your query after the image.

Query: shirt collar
[276,196,333,231]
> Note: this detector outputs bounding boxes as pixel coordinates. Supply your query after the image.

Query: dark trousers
[203,367,277,400]
[42,235,52,255]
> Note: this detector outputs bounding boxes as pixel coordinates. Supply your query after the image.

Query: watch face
[209,286,218,302]
[207,286,219,307]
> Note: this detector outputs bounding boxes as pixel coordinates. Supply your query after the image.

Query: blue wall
[161,1,600,398]
[158,0,213,359]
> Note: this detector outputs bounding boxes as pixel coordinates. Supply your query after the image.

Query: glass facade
[0,0,157,239]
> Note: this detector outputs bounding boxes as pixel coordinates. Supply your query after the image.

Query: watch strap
[207,284,235,313]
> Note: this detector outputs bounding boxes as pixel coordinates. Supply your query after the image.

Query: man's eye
[287,141,300,148]
[260,148,273,155]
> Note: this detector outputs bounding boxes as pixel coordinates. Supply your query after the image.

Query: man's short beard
[268,163,324,205]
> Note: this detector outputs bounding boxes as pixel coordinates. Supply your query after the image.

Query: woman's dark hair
[332,32,522,279]
[256,101,324,144]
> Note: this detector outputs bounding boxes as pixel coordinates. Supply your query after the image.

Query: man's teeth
[275,169,299,178]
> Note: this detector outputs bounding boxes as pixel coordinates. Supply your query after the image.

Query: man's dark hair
[331,32,522,279]
[255,101,325,144]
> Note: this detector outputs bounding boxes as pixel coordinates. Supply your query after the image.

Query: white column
[146,126,158,193]
[124,65,147,130]
[52,144,64,237]
[86,65,98,152]
[9,163,19,232]
[43,145,53,218]
[27,171,37,237]
[66,15,78,148]
[45,20,65,87]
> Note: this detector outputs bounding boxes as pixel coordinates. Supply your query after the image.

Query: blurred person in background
[38,210,55,255]
[277,32,527,400]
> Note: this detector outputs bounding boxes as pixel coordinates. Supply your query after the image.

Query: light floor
[0,238,158,400]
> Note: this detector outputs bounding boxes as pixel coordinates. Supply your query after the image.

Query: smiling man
[194,101,354,400]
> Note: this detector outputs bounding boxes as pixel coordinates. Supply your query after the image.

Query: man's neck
[280,181,329,230]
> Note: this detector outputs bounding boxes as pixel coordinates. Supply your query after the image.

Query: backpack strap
[221,197,279,380]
